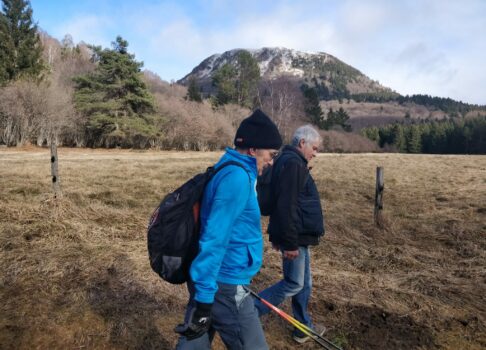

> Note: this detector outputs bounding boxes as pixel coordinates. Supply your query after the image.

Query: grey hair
[291,125,322,147]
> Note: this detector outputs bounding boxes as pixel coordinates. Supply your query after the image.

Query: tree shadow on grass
[340,303,437,350]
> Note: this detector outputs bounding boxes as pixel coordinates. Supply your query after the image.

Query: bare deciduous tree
[154,91,248,151]
[258,76,305,142]
[0,32,96,147]
[0,80,45,145]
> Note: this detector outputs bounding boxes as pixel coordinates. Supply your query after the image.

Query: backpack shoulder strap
[212,160,251,184]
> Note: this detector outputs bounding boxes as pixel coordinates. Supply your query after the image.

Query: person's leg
[236,285,268,350]
[254,249,306,315]
[212,283,268,350]
[291,246,313,328]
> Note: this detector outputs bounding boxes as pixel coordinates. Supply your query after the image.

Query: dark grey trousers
[175,282,268,350]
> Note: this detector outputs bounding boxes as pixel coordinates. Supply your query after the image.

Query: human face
[251,148,279,175]
[298,139,319,162]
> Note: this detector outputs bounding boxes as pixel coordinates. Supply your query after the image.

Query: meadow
[1,148,485,349]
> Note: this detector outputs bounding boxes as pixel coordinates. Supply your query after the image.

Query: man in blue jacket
[176,109,282,350]
[255,125,325,344]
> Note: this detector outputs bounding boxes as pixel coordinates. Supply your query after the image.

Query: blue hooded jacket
[189,148,262,303]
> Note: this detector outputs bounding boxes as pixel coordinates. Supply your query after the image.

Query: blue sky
[30,0,486,105]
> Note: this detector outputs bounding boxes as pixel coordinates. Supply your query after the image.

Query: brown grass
[1,148,485,349]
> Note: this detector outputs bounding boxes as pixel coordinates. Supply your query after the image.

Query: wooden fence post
[374,167,384,226]
[50,142,62,199]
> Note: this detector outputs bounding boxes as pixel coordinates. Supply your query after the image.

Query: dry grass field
[1,147,485,350]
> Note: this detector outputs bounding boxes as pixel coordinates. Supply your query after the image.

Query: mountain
[178,47,397,100]
[178,47,485,128]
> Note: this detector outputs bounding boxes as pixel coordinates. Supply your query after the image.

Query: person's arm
[274,160,307,252]
[189,167,250,304]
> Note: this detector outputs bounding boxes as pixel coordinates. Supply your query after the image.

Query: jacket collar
[217,147,258,176]
[282,145,308,164]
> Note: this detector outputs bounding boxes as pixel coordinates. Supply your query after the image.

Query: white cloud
[392,42,457,81]
[144,3,338,79]
[54,15,114,47]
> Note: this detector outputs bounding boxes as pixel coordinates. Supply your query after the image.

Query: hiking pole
[245,287,343,350]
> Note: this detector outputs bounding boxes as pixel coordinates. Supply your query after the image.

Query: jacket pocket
[246,243,262,271]
[300,200,323,234]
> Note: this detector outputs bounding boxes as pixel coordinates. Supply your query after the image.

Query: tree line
[351,93,484,115]
[361,117,486,154]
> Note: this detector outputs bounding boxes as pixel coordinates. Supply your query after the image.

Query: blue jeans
[255,246,313,333]
[176,282,268,350]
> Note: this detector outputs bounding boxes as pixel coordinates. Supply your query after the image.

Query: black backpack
[147,161,247,284]
[256,164,275,216]
[257,152,310,216]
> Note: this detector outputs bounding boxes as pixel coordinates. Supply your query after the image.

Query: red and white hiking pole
[245,287,343,350]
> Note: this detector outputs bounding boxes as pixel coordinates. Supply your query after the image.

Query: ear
[248,148,257,156]
[298,139,306,148]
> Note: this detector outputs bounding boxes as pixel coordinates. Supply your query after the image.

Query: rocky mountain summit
[179,47,396,98]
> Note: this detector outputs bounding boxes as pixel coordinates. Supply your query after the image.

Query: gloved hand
[174,302,212,340]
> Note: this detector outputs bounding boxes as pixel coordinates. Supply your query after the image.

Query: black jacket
[267,145,324,250]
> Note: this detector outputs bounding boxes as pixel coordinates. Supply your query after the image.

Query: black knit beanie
[234,109,282,149]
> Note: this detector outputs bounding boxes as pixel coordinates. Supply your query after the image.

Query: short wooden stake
[374,167,384,227]
[50,142,62,199]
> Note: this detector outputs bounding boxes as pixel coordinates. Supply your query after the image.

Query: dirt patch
[342,304,436,350]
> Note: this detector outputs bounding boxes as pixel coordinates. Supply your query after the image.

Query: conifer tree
[212,50,260,107]
[303,85,325,128]
[406,125,422,153]
[317,106,351,131]
[213,63,237,105]
[0,0,44,83]
[73,36,156,147]
[186,76,202,102]
[325,108,338,130]
[429,123,445,153]
[362,127,379,143]
[391,124,406,152]
[335,107,352,131]
[235,50,260,107]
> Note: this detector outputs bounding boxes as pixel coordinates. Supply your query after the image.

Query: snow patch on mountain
[181,47,333,82]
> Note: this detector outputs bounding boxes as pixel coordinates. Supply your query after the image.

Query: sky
[30,0,486,105]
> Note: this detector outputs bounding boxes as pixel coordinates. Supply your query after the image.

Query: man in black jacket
[255,125,325,343]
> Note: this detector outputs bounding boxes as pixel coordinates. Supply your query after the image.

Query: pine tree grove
[361,117,486,154]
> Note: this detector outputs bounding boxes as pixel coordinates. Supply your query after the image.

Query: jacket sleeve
[189,167,250,304]
[274,160,307,251]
